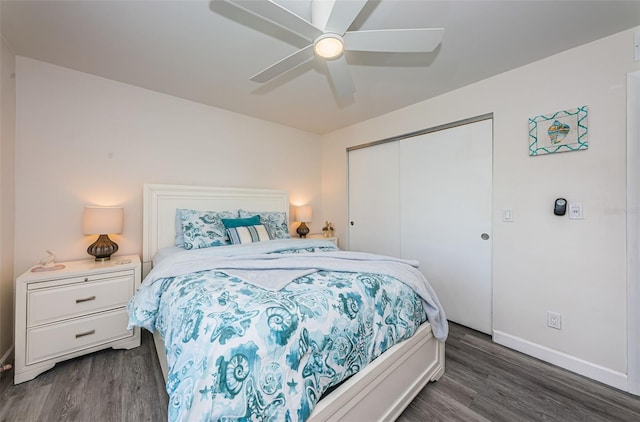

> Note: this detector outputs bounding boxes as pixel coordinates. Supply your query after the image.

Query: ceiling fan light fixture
[314,34,344,59]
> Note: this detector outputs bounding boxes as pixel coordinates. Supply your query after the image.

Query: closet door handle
[481,233,490,240]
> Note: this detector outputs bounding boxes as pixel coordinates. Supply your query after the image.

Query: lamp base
[87,234,119,262]
[296,222,310,238]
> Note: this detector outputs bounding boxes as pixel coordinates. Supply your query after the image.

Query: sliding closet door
[348,142,400,257]
[400,119,493,334]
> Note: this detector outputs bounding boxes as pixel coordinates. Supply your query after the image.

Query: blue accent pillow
[221,215,261,229]
[239,210,290,239]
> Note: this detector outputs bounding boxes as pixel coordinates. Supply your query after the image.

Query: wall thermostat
[554,198,567,216]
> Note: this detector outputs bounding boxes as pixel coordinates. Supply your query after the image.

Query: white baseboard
[493,330,628,392]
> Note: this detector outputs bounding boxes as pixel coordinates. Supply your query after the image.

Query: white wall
[627,69,640,395]
[14,58,322,276]
[321,27,640,388]
[0,35,16,366]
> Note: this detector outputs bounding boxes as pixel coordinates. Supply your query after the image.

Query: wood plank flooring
[0,329,168,422]
[398,324,640,422]
[1,323,639,421]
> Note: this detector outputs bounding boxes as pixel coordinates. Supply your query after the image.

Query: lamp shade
[295,205,312,222]
[82,206,123,235]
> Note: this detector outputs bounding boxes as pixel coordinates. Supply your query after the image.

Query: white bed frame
[142,183,445,421]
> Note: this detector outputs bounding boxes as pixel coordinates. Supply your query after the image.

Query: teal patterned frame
[529,106,588,156]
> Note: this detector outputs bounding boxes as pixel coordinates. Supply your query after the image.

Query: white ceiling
[2,0,639,134]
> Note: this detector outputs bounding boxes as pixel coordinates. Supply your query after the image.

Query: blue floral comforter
[127,239,447,421]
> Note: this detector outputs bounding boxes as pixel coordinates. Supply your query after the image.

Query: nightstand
[14,255,141,384]
[307,233,339,247]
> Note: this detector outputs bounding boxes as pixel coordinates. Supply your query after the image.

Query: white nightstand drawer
[27,308,133,365]
[26,269,135,290]
[28,275,134,326]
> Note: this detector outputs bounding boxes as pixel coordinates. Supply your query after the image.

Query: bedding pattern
[178,209,240,249]
[128,240,446,422]
[239,210,290,239]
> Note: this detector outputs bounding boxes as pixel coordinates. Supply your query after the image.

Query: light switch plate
[502,208,513,222]
[569,203,583,220]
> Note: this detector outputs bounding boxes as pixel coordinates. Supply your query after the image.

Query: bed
[129,183,446,421]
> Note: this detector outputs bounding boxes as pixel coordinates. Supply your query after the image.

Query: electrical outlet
[547,311,562,330]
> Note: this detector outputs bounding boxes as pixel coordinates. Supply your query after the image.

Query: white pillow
[226,225,271,244]
[238,210,290,239]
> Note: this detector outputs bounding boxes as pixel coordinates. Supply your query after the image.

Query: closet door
[348,142,400,257]
[400,119,493,334]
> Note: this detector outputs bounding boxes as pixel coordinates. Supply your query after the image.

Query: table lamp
[83,206,123,261]
[295,205,312,238]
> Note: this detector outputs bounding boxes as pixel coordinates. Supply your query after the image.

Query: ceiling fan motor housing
[314,33,345,59]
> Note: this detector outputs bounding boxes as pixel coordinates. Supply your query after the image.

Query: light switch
[569,203,583,220]
[503,208,513,222]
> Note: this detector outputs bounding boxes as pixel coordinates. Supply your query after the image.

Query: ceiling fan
[223,0,444,100]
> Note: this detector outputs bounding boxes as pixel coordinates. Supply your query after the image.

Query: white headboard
[142,184,289,275]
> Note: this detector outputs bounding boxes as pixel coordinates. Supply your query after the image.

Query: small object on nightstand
[31,250,65,272]
[40,250,56,268]
[322,221,335,238]
[322,221,331,238]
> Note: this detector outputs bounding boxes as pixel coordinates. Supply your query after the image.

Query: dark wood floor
[399,324,640,422]
[1,323,640,421]
[0,329,168,422]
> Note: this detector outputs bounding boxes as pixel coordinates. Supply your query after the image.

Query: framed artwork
[528,106,588,156]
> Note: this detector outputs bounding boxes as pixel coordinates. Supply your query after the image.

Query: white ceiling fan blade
[344,28,445,53]
[322,0,368,34]
[224,0,323,42]
[250,45,314,83]
[326,55,355,100]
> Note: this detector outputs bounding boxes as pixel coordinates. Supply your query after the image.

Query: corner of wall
[0,34,17,364]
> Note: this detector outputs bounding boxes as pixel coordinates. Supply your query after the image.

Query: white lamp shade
[295,205,312,222]
[83,206,123,235]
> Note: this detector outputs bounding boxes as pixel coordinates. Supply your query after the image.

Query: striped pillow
[226,225,272,244]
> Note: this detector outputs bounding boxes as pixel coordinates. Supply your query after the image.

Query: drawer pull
[75,296,96,304]
[84,277,89,282]
[75,329,95,338]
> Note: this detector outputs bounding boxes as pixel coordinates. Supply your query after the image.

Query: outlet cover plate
[547,311,562,330]
[569,203,583,220]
